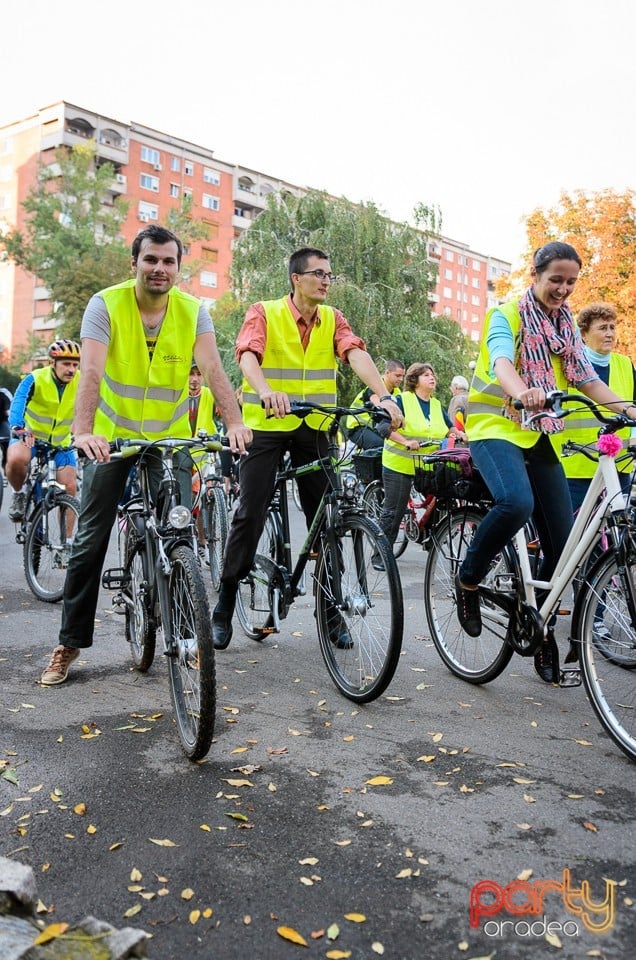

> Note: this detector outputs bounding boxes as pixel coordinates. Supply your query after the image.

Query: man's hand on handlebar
[379,397,404,430]
[259,389,291,419]
[11,427,35,449]
[74,433,112,463]
[224,423,252,455]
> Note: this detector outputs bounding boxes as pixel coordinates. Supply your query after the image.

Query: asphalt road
[1,492,635,960]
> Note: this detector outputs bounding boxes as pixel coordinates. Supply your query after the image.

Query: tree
[229,191,470,402]
[497,189,636,357]
[1,141,131,344]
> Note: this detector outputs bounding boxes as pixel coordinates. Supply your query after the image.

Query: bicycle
[358,441,443,558]
[14,439,80,602]
[197,441,229,590]
[101,433,224,761]
[234,400,404,703]
[423,391,636,761]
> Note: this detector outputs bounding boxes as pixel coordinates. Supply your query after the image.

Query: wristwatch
[379,394,394,402]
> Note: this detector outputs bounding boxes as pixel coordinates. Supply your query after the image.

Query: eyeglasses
[299,269,337,282]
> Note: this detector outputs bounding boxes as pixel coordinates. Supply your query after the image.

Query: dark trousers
[59,451,193,649]
[221,425,328,585]
[348,425,384,451]
[379,466,412,547]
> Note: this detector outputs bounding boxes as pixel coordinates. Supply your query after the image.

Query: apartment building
[0,100,510,358]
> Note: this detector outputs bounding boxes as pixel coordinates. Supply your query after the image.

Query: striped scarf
[505,287,582,434]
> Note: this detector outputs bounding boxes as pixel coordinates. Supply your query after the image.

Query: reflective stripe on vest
[382,392,447,475]
[555,352,634,477]
[24,366,79,446]
[242,297,337,432]
[93,279,198,440]
[465,301,567,448]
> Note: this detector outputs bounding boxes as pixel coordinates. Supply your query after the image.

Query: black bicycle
[102,434,223,761]
[234,401,404,703]
[15,439,80,602]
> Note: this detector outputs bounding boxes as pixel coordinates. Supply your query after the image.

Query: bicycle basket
[414,447,474,498]
[352,448,383,484]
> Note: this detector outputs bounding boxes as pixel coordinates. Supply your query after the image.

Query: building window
[202,220,219,237]
[444,268,453,280]
[184,161,194,176]
[202,247,218,263]
[170,157,180,172]
[472,315,480,323]
[472,259,481,270]
[471,294,480,306]
[203,194,220,211]
[445,250,454,262]
[472,277,480,288]
[456,291,462,302]
[458,254,468,266]
[140,146,160,166]
[138,202,159,222]
[169,183,179,198]
[140,174,159,192]
[203,167,221,185]
[443,287,452,298]
[443,306,451,317]
[183,187,193,198]
[200,271,218,288]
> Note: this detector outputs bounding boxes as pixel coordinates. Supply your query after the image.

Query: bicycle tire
[204,485,228,591]
[123,519,156,672]
[578,549,636,761]
[236,511,282,640]
[314,514,403,703]
[361,480,407,558]
[165,544,216,761]
[424,506,514,683]
[23,493,80,603]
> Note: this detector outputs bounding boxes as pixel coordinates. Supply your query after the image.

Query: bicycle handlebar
[77,433,227,460]
[287,399,392,426]
[512,390,636,431]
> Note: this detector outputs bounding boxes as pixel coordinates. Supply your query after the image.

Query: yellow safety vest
[242,297,337,433]
[466,301,568,448]
[554,352,634,478]
[94,279,198,440]
[24,366,79,446]
[191,385,216,468]
[382,392,447,475]
[345,385,400,431]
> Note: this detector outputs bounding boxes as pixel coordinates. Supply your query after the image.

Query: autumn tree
[497,189,636,357]
[230,190,470,402]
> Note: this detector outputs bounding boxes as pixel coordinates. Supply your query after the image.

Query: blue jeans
[460,434,573,589]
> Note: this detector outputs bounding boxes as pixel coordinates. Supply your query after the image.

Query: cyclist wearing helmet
[6,339,80,521]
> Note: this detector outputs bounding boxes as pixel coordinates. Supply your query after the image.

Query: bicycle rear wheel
[204,485,228,591]
[424,506,514,683]
[314,514,403,703]
[123,518,156,672]
[236,511,281,640]
[165,545,216,761]
[578,550,636,761]
[23,494,80,602]
[361,480,407,558]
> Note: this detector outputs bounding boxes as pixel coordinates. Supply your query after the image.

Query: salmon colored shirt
[235,294,366,364]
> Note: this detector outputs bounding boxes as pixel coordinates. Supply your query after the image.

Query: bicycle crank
[507,603,544,657]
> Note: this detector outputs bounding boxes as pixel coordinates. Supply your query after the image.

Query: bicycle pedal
[102,567,129,590]
[559,668,581,688]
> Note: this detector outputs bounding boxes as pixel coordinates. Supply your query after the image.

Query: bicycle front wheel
[165,545,216,761]
[314,515,403,703]
[578,550,636,761]
[23,494,80,602]
[204,485,228,591]
[424,507,514,683]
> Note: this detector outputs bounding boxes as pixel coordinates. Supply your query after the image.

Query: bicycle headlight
[342,471,359,500]
[169,505,191,529]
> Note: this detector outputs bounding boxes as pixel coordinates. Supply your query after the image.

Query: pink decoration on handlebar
[597,434,622,457]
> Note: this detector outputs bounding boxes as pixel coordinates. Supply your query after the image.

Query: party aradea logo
[470,868,617,937]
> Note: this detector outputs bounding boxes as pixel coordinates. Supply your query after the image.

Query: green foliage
[229,191,471,402]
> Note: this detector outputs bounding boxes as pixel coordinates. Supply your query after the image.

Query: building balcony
[232,214,250,230]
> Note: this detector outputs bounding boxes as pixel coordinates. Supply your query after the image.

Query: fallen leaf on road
[32,923,69,945]
[365,776,393,786]
[277,925,308,946]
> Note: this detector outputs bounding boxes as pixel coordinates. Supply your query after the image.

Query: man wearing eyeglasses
[212,246,403,650]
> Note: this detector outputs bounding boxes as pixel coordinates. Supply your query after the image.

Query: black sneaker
[454,574,481,637]
[534,631,559,683]
[8,491,26,522]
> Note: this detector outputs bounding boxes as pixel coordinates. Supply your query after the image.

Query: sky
[3,0,634,267]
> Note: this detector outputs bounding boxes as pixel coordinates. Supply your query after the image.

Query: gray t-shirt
[81,292,214,343]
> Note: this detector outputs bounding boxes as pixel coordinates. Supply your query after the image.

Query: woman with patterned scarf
[456,242,636,683]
